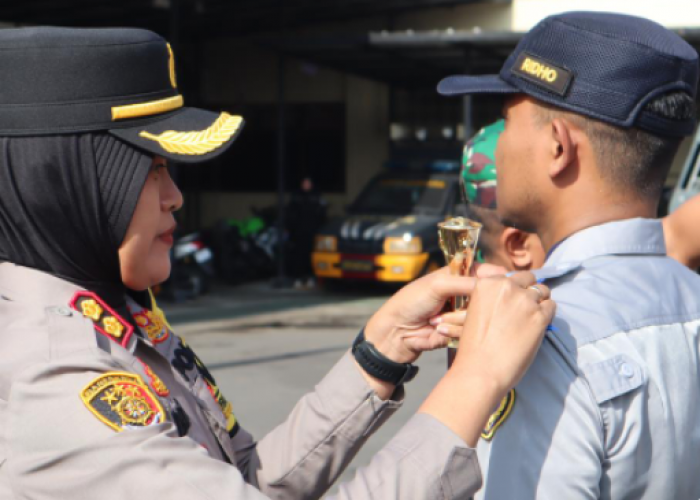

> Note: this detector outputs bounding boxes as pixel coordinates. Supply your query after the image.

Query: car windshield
[350,178,447,215]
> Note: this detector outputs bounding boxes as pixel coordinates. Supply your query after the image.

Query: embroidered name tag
[511,52,573,96]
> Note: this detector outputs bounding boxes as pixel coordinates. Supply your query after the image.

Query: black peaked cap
[0,27,244,163]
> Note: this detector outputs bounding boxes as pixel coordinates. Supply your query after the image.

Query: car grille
[338,239,383,254]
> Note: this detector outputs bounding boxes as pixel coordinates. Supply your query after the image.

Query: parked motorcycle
[207,207,289,285]
[166,232,215,300]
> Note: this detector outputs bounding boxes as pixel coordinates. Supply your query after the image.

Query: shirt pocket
[581,354,646,405]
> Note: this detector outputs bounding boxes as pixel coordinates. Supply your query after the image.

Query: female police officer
[0,27,554,499]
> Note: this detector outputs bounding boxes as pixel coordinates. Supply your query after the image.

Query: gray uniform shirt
[475,218,700,500]
[0,263,481,499]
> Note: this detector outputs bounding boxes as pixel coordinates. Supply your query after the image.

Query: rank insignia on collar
[139,360,170,397]
[481,389,515,441]
[81,372,166,432]
[70,291,134,348]
[132,309,170,344]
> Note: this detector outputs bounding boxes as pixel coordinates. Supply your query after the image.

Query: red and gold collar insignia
[81,372,166,432]
[138,360,170,397]
[132,309,170,344]
[70,291,134,348]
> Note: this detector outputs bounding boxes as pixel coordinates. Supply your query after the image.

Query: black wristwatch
[352,328,419,386]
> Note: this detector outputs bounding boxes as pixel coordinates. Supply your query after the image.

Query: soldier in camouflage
[461,120,545,271]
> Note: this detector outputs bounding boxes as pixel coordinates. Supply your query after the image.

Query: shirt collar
[544,218,666,267]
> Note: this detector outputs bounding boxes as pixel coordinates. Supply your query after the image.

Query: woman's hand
[418,271,556,446]
[363,267,473,365]
[363,263,508,365]
[451,272,555,395]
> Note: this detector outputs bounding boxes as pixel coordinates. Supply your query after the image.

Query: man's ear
[548,118,578,180]
[501,227,534,271]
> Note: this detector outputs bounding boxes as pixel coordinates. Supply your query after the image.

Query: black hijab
[0,133,152,308]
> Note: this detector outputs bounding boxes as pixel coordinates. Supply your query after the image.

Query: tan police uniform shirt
[0,263,481,499]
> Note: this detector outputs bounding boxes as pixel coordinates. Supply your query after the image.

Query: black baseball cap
[438,12,699,137]
[0,27,244,163]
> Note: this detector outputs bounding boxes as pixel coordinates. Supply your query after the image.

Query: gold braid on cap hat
[139,112,243,156]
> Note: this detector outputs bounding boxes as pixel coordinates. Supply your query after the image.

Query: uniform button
[619,363,634,378]
[55,307,72,317]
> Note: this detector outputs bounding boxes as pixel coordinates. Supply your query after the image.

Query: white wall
[395,2,512,31]
[513,0,700,31]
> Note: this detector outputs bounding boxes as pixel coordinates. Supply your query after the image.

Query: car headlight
[383,235,422,254]
[315,235,338,252]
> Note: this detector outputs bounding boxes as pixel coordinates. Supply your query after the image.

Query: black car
[312,169,462,283]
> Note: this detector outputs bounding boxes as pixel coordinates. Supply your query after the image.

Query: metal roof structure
[262,30,523,89]
[265,27,700,90]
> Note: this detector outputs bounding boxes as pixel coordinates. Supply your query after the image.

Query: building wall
[395,1,512,31]
[195,38,389,226]
[512,0,700,31]
[193,2,506,227]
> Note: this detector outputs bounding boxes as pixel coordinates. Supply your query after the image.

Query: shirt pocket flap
[581,355,646,404]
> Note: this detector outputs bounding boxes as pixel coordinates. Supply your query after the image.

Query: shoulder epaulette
[70,291,134,348]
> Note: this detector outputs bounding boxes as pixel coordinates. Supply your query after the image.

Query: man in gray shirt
[439,11,700,499]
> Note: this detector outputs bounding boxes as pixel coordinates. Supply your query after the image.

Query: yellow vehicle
[313,170,461,283]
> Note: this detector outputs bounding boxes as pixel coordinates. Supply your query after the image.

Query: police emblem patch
[81,372,166,432]
[481,389,515,441]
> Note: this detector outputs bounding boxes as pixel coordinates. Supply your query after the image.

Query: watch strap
[352,328,419,386]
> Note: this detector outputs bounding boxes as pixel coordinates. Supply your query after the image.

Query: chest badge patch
[481,389,515,441]
[81,372,166,432]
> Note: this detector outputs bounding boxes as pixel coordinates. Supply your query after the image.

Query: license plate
[341,260,374,272]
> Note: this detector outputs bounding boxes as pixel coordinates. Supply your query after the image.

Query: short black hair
[534,91,696,200]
